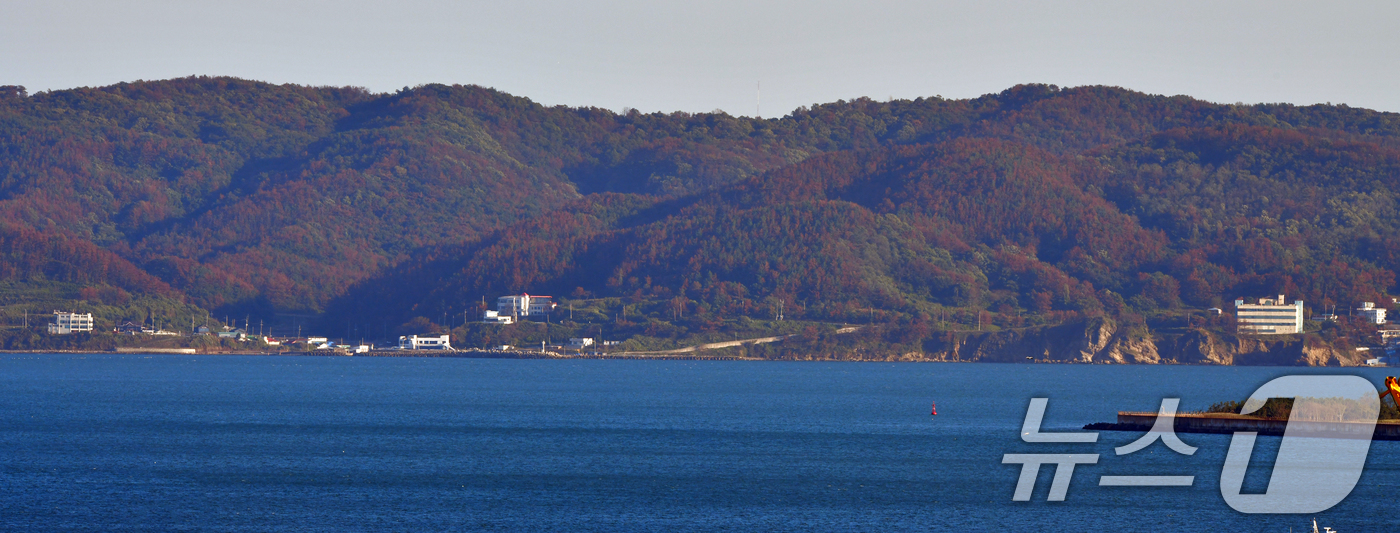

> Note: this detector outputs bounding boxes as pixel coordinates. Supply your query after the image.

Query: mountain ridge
[0,77,1397,357]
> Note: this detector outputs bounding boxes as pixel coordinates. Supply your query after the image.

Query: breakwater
[313,349,756,361]
[1086,411,1400,441]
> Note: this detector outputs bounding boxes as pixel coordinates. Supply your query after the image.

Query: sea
[1,354,1397,532]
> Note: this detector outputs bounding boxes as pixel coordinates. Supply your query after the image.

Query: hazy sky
[5,0,1398,116]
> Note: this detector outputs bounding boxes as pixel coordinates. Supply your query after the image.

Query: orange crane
[1380,376,1400,409]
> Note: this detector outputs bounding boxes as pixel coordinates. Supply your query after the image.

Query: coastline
[0,348,758,361]
[0,347,1385,366]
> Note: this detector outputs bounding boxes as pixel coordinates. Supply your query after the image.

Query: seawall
[1087,412,1400,441]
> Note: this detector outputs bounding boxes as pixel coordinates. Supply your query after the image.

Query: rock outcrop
[916,318,1368,366]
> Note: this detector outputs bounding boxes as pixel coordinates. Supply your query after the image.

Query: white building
[496,293,555,319]
[1358,302,1388,325]
[568,337,594,349]
[48,311,93,334]
[482,310,514,324]
[1235,295,1304,334]
[399,334,452,350]
[1380,329,1400,343]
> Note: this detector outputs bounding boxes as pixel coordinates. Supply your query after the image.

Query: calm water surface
[2,354,1397,531]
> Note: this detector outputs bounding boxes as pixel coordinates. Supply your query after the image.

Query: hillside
[0,78,1398,357]
[329,130,1397,338]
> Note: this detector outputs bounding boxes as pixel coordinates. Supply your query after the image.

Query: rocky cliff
[828,318,1369,366]
[922,317,1158,363]
[1157,328,1361,366]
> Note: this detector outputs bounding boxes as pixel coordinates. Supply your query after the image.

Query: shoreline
[0,348,759,361]
[0,347,1390,366]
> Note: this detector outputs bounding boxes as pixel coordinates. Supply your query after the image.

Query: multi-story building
[1358,302,1388,325]
[1234,295,1304,334]
[496,294,555,319]
[48,311,93,335]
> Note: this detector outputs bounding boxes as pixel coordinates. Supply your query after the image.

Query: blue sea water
[1,354,1397,532]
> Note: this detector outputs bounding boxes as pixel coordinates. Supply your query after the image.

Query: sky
[4,0,1398,117]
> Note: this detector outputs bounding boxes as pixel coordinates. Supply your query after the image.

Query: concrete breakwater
[1086,412,1400,441]
[314,349,755,361]
[115,347,197,354]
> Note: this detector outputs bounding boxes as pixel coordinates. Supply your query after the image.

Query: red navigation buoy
[930,401,937,416]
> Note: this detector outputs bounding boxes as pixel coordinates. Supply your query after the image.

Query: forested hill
[2,77,1399,340]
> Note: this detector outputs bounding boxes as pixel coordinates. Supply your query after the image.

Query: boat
[1312,518,1337,533]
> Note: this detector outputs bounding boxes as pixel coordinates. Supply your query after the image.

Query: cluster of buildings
[41,310,368,355]
[51,290,1400,357]
[44,292,589,354]
[113,321,179,336]
[392,293,560,350]
[1231,294,1400,366]
[48,310,222,338]
[476,293,599,351]
[1233,294,1389,335]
